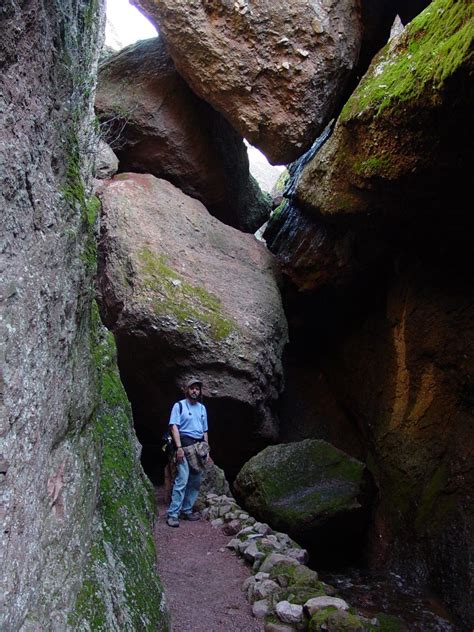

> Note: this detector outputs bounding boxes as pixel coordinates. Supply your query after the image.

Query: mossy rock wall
[296,0,474,219]
[1,1,168,628]
[69,305,169,631]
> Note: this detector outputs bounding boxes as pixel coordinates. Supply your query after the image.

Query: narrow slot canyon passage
[3,0,472,630]
[153,487,263,632]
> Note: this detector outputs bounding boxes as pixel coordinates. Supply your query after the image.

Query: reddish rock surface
[133,0,362,164]
[324,261,474,627]
[96,37,270,232]
[97,173,288,476]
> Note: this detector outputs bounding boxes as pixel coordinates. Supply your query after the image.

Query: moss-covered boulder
[269,563,331,606]
[308,607,407,631]
[308,607,372,631]
[296,0,473,219]
[234,440,370,540]
[265,0,473,295]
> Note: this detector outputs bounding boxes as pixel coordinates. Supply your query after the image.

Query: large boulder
[265,0,473,293]
[234,440,370,543]
[95,37,270,232]
[133,0,363,164]
[96,173,288,477]
[295,0,473,219]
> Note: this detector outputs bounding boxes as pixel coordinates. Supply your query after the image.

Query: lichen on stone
[137,246,234,341]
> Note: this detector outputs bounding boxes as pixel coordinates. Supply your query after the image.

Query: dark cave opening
[112,328,272,486]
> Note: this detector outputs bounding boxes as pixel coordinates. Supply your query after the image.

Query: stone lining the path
[202,493,401,632]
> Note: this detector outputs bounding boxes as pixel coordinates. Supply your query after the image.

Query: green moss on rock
[372,613,407,632]
[234,440,367,535]
[69,301,169,631]
[353,155,393,179]
[137,247,234,341]
[341,0,473,120]
[309,607,370,631]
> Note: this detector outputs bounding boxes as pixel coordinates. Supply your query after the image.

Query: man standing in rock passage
[167,378,210,527]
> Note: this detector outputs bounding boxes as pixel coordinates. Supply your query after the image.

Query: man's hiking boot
[180,512,200,521]
[166,516,179,527]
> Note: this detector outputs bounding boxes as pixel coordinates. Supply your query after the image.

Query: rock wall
[264,1,474,627]
[324,259,474,627]
[0,2,168,629]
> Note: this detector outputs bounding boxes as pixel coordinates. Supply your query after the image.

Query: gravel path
[154,487,263,632]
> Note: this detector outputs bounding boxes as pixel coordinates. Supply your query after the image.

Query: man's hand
[176,447,185,463]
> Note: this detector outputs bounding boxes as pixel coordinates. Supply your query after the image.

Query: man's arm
[170,424,184,462]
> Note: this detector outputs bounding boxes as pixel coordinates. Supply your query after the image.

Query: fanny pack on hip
[182,441,210,473]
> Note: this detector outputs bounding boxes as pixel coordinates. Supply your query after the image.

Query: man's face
[187,384,201,400]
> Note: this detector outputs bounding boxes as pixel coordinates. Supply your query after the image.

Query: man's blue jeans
[168,457,202,518]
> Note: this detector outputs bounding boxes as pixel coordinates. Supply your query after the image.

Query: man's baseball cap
[185,378,202,390]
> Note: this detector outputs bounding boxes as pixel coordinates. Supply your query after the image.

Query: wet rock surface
[134,0,363,164]
[97,173,288,476]
[96,37,270,232]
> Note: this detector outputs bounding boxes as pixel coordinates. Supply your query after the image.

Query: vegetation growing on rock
[234,440,368,537]
[138,247,234,341]
[70,302,169,631]
[341,0,474,120]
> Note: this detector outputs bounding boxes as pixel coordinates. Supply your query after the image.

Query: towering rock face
[96,173,288,477]
[324,261,474,627]
[133,0,363,164]
[96,37,270,232]
[264,1,473,626]
[0,2,168,629]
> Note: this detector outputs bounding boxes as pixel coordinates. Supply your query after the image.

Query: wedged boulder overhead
[133,0,363,164]
[96,37,270,232]
[234,440,371,552]
[97,173,288,475]
[295,0,474,219]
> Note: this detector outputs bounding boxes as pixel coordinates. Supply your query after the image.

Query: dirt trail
[154,487,263,632]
